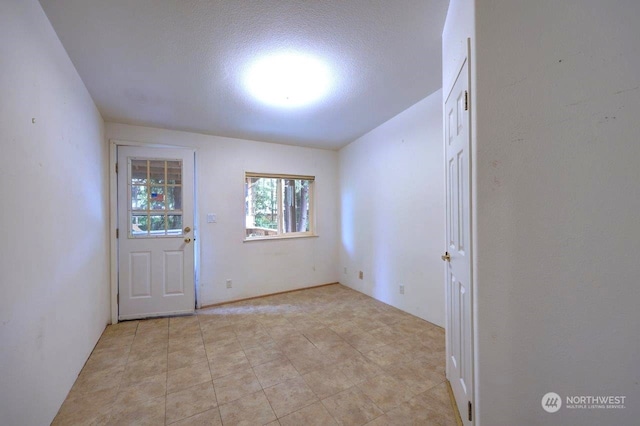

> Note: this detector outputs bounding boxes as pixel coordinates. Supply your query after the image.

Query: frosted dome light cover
[244,52,332,108]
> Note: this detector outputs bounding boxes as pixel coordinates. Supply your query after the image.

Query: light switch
[207,213,217,223]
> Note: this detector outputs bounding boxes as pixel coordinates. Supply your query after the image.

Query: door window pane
[129,158,183,237]
[131,160,147,183]
[150,187,165,210]
[149,215,166,234]
[131,185,148,210]
[149,160,165,184]
[167,215,182,235]
[167,161,182,184]
[131,214,148,236]
[166,186,182,210]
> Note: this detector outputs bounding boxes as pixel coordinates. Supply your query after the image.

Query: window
[129,158,183,237]
[245,173,315,240]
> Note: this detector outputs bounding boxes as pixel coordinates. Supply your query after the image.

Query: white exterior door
[444,57,474,424]
[117,146,195,320]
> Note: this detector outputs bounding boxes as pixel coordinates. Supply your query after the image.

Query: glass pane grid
[129,158,183,238]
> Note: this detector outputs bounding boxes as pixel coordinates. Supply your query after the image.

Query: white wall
[0,1,109,425]
[470,1,640,425]
[105,123,340,306]
[338,90,445,327]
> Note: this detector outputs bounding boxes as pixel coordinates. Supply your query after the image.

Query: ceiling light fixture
[244,52,332,108]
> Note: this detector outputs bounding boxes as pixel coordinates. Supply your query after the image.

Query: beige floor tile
[136,316,168,331]
[329,320,365,337]
[205,339,243,357]
[169,334,204,353]
[286,347,332,374]
[218,390,277,426]
[382,391,453,426]
[122,353,167,385]
[71,365,125,395]
[337,355,385,384]
[253,357,300,388]
[319,341,362,363]
[244,343,285,367]
[237,332,275,350]
[106,395,165,426]
[342,332,387,353]
[384,360,445,395]
[263,376,318,418]
[213,368,262,405]
[55,285,451,425]
[208,350,251,379]
[170,315,199,329]
[364,344,408,368]
[424,381,451,407]
[279,401,338,426]
[265,324,300,340]
[302,366,353,399]
[276,334,316,356]
[53,387,117,425]
[94,333,135,351]
[131,331,169,349]
[166,381,218,424]
[357,374,415,412]
[362,414,394,425]
[170,408,223,426]
[102,320,139,337]
[168,345,208,370]
[127,342,168,363]
[167,360,213,393]
[302,328,343,346]
[82,345,130,373]
[114,372,167,404]
[367,326,401,345]
[321,386,384,426]
[202,331,237,348]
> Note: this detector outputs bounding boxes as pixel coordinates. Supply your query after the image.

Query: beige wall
[0,1,109,424]
[338,90,445,326]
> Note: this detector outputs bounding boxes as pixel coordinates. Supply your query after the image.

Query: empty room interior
[1,1,638,425]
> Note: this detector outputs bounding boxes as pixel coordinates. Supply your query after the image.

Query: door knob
[184,226,191,233]
[184,238,191,243]
[441,251,451,262]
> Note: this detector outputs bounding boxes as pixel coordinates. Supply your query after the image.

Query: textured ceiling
[39,0,448,150]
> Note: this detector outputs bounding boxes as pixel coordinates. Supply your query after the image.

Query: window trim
[244,172,316,241]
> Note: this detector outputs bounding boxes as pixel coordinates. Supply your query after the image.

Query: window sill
[243,234,319,242]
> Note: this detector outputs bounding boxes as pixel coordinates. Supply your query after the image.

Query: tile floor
[53,284,457,425]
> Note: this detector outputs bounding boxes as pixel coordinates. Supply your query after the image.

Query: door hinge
[116,293,119,304]
[468,401,472,421]
[115,163,118,173]
[116,228,119,239]
[464,90,469,111]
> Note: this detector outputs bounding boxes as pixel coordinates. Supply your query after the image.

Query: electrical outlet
[207,213,217,223]
[226,279,232,289]
[359,271,364,280]
[399,284,405,294]
[343,267,347,274]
